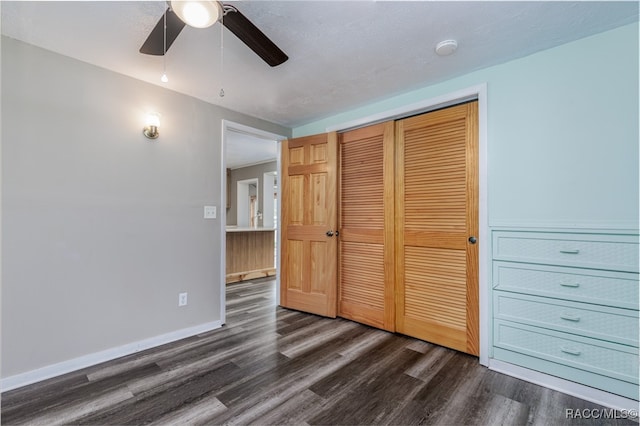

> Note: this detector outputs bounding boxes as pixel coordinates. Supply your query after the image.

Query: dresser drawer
[494,320,639,384]
[492,232,639,272]
[492,347,640,400]
[493,262,639,309]
[494,292,639,346]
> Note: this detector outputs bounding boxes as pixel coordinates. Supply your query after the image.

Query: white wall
[262,173,276,228]
[1,37,290,380]
[226,161,277,227]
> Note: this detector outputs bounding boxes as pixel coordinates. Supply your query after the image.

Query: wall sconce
[143,112,161,139]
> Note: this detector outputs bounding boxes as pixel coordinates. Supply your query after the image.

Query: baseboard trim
[488,359,639,412]
[1,320,223,392]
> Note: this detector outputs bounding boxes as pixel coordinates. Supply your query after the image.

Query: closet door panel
[402,246,468,350]
[396,102,479,355]
[339,122,395,331]
[339,241,386,325]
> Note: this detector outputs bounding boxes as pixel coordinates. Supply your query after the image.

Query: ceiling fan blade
[139,7,186,55]
[222,7,288,67]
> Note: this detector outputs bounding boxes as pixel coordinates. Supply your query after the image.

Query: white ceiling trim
[325,84,484,133]
[224,120,288,142]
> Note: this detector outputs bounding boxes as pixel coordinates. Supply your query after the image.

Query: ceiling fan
[139,1,288,67]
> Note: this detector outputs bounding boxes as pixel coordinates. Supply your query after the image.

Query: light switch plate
[204,206,217,219]
[178,292,188,306]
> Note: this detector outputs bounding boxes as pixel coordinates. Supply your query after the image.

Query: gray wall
[1,37,290,378]
[226,161,277,227]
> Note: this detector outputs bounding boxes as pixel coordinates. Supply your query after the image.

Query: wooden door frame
[325,84,489,366]
[220,120,288,325]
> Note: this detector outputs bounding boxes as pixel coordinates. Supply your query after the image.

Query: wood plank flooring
[1,278,636,425]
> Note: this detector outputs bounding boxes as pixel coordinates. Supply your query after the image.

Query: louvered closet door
[395,101,479,355]
[338,122,395,331]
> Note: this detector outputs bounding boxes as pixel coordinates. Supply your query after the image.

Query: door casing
[324,84,489,366]
[220,120,288,324]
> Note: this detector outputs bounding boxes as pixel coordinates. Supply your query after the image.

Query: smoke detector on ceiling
[435,39,458,56]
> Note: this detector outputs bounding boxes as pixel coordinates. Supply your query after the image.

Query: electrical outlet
[204,206,217,219]
[178,292,188,306]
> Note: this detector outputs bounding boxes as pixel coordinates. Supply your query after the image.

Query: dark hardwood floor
[1,278,636,425]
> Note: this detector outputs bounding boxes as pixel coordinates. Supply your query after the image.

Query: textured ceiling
[2,1,638,131]
[0,1,638,167]
[226,130,278,169]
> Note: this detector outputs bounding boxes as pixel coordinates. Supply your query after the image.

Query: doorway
[280,102,478,355]
[236,178,259,228]
[281,84,488,364]
[220,121,287,324]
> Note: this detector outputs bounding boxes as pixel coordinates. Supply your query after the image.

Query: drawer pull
[560,347,582,356]
[559,249,580,254]
[559,281,580,288]
[560,313,581,322]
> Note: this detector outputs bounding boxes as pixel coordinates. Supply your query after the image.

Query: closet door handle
[560,313,581,322]
[468,236,477,244]
[560,347,582,356]
[326,230,334,237]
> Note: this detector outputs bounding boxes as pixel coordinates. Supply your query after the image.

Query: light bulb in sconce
[143,112,161,139]
[161,73,169,83]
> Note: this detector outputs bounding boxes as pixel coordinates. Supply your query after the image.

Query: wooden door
[395,101,479,355]
[280,133,339,317]
[338,122,395,331]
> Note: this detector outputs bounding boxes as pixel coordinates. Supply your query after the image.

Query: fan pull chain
[219,10,225,98]
[161,8,168,83]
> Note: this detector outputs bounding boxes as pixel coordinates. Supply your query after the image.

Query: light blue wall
[294,23,639,229]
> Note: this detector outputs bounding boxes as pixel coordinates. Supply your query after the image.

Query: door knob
[468,236,477,244]
[326,231,334,237]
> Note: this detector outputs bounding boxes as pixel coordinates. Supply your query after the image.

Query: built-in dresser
[491,228,639,401]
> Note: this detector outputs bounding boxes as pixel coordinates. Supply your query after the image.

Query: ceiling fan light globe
[171,1,221,28]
